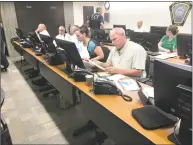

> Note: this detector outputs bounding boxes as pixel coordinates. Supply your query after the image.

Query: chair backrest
[100,46,110,62]
[145,55,151,77]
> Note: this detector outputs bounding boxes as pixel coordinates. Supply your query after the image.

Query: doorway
[83,6,94,25]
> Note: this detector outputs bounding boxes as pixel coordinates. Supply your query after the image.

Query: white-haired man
[55,25,90,59]
[56,26,70,40]
[134,20,148,32]
[95,27,147,78]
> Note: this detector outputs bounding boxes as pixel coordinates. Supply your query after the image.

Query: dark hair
[168,25,179,35]
[79,25,89,37]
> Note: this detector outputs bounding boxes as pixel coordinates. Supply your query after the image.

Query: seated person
[75,25,104,61]
[54,25,90,59]
[68,25,79,42]
[68,25,90,59]
[135,20,148,32]
[56,26,70,40]
[158,25,178,53]
[95,27,147,78]
[35,23,50,36]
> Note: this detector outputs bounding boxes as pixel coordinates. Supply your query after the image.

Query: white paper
[154,53,177,60]
[118,79,140,91]
[142,87,154,98]
[88,60,105,71]
[107,74,126,81]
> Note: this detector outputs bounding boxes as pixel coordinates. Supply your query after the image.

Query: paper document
[142,88,154,98]
[88,60,105,71]
[154,53,177,60]
[96,72,111,77]
[107,74,126,81]
[118,79,140,91]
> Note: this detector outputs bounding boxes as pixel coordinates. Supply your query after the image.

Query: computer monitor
[113,25,126,33]
[130,32,160,52]
[150,26,167,39]
[176,33,192,59]
[27,32,44,53]
[154,60,192,115]
[15,28,25,40]
[56,47,68,63]
[55,39,85,69]
[39,34,53,44]
[154,60,192,144]
[39,34,57,54]
[28,32,42,46]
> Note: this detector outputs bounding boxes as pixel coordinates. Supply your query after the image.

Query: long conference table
[12,41,187,144]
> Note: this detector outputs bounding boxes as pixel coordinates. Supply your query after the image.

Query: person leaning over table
[158,25,178,53]
[94,27,147,78]
[75,25,104,61]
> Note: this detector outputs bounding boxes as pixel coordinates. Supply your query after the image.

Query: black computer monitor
[27,32,45,53]
[113,25,126,33]
[28,32,42,46]
[154,60,192,144]
[39,34,53,44]
[150,26,167,39]
[39,34,57,54]
[130,32,161,52]
[55,39,85,69]
[154,60,192,115]
[15,28,25,40]
[177,33,192,58]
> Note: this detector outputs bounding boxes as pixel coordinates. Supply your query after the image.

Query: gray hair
[110,27,126,36]
[59,26,65,30]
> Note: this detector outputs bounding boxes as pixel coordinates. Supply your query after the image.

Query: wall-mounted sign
[169,2,192,26]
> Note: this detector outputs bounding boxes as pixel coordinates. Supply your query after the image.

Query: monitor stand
[168,119,192,145]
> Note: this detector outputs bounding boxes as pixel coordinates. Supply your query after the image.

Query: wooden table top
[167,56,186,65]
[14,41,174,144]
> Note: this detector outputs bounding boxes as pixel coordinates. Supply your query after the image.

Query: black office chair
[1,117,13,145]
[126,29,134,37]
[137,55,152,85]
[100,46,110,62]
[1,88,13,145]
[1,88,5,107]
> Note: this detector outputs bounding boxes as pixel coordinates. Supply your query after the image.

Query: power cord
[174,119,181,145]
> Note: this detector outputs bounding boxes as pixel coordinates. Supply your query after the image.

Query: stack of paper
[88,60,105,71]
[107,74,126,81]
[154,53,177,60]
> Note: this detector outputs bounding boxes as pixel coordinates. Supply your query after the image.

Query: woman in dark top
[75,25,104,61]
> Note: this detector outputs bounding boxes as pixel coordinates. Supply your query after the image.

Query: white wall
[103,2,191,34]
[73,2,102,26]
[64,2,74,32]
[73,2,191,34]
